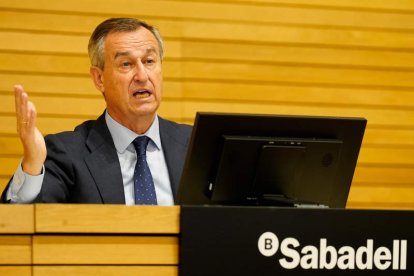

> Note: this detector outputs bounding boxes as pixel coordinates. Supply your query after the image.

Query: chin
[132,108,158,118]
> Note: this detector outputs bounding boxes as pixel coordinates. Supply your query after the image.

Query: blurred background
[0,0,413,209]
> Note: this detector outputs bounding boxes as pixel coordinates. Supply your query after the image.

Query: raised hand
[14,85,46,175]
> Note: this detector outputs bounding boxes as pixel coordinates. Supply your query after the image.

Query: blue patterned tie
[132,136,157,205]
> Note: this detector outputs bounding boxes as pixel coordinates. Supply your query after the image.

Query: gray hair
[88,18,164,69]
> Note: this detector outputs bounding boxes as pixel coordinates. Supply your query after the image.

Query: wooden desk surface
[35,204,180,234]
[0,204,34,233]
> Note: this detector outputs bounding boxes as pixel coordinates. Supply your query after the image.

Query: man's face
[94,28,163,129]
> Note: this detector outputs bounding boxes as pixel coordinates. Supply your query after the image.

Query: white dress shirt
[7,112,174,205]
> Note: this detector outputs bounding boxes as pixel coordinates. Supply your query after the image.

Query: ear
[90,66,105,93]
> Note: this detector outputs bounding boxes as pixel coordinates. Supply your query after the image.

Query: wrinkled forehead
[104,29,160,58]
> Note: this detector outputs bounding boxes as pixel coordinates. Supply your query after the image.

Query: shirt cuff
[7,161,44,203]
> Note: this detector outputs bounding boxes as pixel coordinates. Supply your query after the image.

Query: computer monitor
[177,112,367,208]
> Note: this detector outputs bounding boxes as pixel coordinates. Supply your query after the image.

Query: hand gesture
[15,85,46,175]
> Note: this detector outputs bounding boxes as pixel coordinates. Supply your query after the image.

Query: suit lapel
[159,118,189,201]
[84,114,125,204]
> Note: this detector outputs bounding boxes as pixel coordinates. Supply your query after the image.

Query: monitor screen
[177,112,367,208]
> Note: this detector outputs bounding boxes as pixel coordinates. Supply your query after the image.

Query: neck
[107,111,156,134]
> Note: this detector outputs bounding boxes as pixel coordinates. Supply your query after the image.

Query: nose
[133,61,149,82]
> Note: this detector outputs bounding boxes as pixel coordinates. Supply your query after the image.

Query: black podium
[180,206,413,276]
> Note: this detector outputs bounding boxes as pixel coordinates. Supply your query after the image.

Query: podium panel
[0,204,179,275]
[1,204,412,275]
[0,266,31,276]
[33,235,178,264]
[33,265,177,276]
[0,205,33,274]
[181,206,413,276]
[0,235,32,264]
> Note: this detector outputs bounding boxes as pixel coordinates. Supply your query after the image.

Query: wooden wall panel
[0,117,91,135]
[0,0,413,209]
[1,0,414,30]
[0,177,10,193]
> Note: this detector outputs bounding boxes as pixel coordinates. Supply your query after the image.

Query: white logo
[258,232,279,257]
[257,232,407,271]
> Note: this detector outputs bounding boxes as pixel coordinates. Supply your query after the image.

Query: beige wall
[1,0,414,209]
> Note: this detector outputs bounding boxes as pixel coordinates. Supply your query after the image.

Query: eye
[121,62,131,67]
[144,56,158,65]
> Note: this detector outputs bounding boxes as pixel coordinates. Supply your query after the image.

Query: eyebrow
[114,51,131,60]
[114,48,158,60]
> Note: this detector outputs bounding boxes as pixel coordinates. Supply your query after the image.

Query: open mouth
[132,89,152,99]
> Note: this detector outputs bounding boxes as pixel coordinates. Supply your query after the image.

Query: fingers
[14,85,36,134]
[27,101,37,131]
[15,84,28,123]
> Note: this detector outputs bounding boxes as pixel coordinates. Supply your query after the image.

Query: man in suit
[1,18,192,204]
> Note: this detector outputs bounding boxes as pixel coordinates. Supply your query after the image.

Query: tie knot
[132,136,150,156]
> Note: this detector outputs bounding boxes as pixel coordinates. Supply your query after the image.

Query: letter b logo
[258,232,279,257]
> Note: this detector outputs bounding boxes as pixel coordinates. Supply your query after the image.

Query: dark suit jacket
[2,113,192,204]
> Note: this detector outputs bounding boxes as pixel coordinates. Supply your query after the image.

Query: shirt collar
[105,111,162,153]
